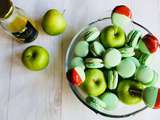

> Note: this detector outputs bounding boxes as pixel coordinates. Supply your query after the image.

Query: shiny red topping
[113,5,132,19]
[143,34,159,53]
[70,68,82,86]
[154,88,160,109]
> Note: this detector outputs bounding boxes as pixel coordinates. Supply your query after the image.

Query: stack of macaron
[67,5,160,112]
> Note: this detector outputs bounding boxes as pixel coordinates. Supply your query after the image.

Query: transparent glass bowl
[65,17,153,118]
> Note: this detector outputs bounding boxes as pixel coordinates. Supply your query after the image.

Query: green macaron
[108,70,118,90]
[143,87,158,108]
[71,57,85,70]
[116,58,136,78]
[86,96,106,111]
[145,71,159,87]
[90,41,105,57]
[85,58,104,68]
[135,65,158,86]
[74,41,89,57]
[84,26,100,42]
[127,29,142,48]
[103,48,122,69]
[127,57,140,68]
[119,47,135,57]
[99,92,119,110]
[139,54,152,65]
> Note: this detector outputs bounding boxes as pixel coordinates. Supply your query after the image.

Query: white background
[0,0,160,120]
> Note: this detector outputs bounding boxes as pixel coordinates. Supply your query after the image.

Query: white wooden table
[0,0,160,120]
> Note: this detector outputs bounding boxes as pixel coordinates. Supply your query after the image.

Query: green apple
[117,80,145,105]
[81,69,107,96]
[42,9,67,35]
[22,45,49,71]
[100,25,126,48]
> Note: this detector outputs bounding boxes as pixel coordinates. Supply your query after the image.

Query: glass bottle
[0,0,38,43]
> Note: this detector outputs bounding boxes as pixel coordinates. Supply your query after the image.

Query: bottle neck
[0,0,14,20]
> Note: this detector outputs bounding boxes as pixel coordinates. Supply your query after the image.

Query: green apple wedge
[42,9,67,35]
[22,45,49,71]
[81,69,107,96]
[100,25,126,48]
[117,80,145,105]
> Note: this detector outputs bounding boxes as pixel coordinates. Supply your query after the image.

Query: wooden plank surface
[0,0,160,120]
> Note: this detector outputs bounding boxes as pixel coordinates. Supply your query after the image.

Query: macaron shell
[86,96,106,111]
[71,57,85,70]
[104,48,122,69]
[135,66,154,84]
[143,87,158,108]
[74,41,89,57]
[90,41,105,56]
[99,92,119,110]
[85,58,104,68]
[116,59,136,78]
[128,30,142,48]
[112,13,131,29]
[108,70,118,90]
[84,27,100,42]
[145,71,159,87]
[154,89,160,109]
[127,57,140,68]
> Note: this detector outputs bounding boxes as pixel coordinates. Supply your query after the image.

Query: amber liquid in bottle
[12,21,38,43]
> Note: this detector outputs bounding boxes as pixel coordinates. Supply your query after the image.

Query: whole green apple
[42,9,67,35]
[81,69,107,96]
[22,45,49,71]
[100,25,126,48]
[117,80,145,105]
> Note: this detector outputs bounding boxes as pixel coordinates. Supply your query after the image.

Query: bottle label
[12,21,38,43]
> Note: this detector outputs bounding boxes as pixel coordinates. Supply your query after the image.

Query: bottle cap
[0,0,13,19]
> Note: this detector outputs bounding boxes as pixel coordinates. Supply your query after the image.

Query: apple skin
[22,45,49,71]
[81,69,107,96]
[42,9,67,35]
[117,80,145,105]
[100,25,126,48]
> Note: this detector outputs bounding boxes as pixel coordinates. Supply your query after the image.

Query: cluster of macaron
[68,5,160,111]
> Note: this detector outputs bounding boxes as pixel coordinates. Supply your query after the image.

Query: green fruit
[22,45,49,71]
[82,69,107,96]
[42,9,67,35]
[100,25,126,48]
[117,80,145,105]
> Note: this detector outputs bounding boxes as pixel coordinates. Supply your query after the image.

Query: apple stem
[129,89,143,97]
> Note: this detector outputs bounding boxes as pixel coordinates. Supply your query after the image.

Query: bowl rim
[65,17,150,118]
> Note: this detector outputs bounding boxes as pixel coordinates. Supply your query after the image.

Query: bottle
[0,0,38,43]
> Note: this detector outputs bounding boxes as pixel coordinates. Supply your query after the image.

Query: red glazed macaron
[69,67,85,86]
[139,34,159,54]
[112,5,132,29]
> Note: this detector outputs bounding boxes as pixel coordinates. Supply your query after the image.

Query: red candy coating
[70,68,83,86]
[154,88,160,109]
[143,34,159,53]
[113,5,132,19]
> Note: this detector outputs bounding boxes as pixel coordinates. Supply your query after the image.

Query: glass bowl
[65,17,153,118]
